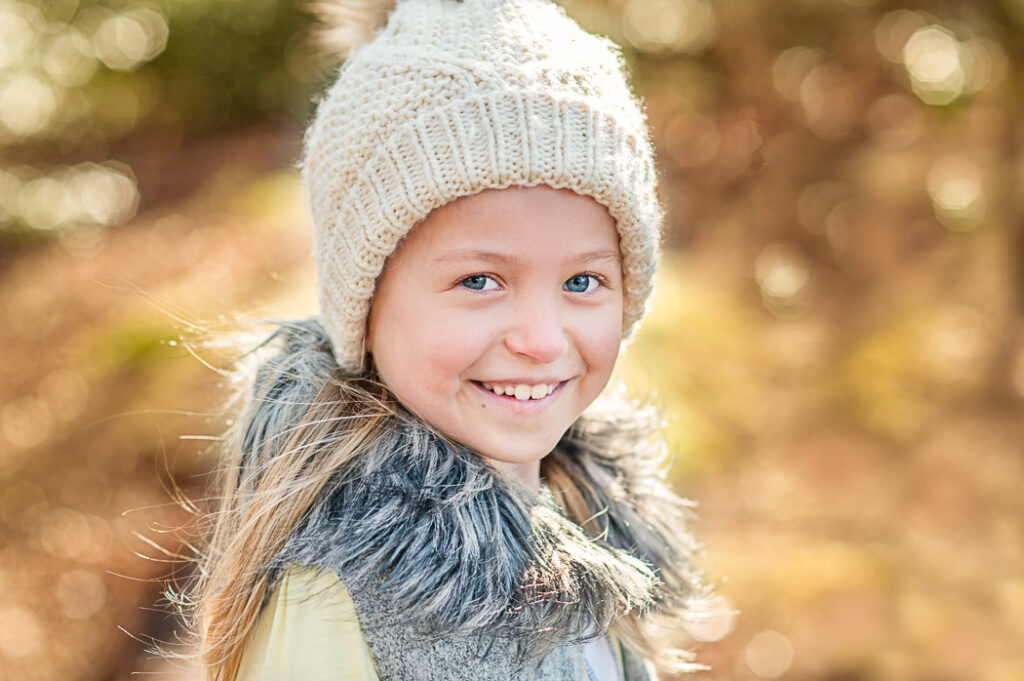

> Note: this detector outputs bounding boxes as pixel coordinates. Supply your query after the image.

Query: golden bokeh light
[959,37,1007,94]
[903,25,965,105]
[745,630,795,678]
[55,570,108,620]
[0,74,60,138]
[77,163,139,224]
[1,395,53,450]
[0,606,43,659]
[0,480,47,529]
[0,1,42,70]
[1,163,138,231]
[93,7,168,72]
[42,27,98,87]
[18,175,72,230]
[889,23,1005,106]
[926,155,984,230]
[622,0,716,54]
[0,170,17,223]
[36,368,89,422]
[663,111,721,169]
[867,93,924,149]
[755,243,812,319]
[799,63,862,140]
[797,181,849,234]
[924,305,993,385]
[0,9,163,163]
[772,46,824,102]
[876,9,931,64]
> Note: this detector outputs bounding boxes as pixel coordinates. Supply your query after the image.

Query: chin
[473,435,563,468]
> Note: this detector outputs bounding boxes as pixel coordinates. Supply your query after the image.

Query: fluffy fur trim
[273,401,704,660]
[312,0,399,58]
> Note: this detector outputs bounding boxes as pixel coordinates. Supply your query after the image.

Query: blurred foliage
[2,0,1024,680]
[0,0,323,239]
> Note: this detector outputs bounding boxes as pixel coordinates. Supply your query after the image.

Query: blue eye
[564,274,598,293]
[461,275,498,291]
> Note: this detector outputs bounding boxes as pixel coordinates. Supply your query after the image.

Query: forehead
[392,185,621,266]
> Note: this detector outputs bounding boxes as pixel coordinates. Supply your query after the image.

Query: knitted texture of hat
[304,0,664,373]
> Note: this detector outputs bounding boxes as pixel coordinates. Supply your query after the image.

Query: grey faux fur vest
[265,401,703,680]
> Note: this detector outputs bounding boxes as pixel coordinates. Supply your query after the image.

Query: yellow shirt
[238,568,380,681]
[238,567,625,681]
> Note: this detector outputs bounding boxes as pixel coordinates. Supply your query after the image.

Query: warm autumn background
[1,0,1022,679]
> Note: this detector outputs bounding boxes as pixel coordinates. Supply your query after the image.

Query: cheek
[588,306,626,374]
[592,330,623,378]
[421,317,495,384]
[372,305,482,391]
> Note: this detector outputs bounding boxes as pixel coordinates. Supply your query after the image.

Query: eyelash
[458,272,608,292]
[459,274,501,291]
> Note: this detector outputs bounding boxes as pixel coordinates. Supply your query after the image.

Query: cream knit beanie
[304,0,664,374]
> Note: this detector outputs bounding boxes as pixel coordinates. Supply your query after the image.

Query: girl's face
[366,186,623,486]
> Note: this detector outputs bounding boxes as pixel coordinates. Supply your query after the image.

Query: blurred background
[1,0,1022,679]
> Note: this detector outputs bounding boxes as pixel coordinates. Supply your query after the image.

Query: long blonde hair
[181,321,392,680]
[185,319,701,680]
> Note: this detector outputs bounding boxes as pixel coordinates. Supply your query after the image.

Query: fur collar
[273,394,702,659]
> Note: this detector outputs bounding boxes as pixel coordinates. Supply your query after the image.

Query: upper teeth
[482,382,557,400]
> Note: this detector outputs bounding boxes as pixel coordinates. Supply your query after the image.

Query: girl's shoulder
[238,566,379,681]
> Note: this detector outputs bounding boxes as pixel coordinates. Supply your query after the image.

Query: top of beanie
[304,0,665,374]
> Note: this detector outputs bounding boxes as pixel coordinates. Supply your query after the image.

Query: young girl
[188,0,709,679]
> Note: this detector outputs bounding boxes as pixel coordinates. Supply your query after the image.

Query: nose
[504,297,569,364]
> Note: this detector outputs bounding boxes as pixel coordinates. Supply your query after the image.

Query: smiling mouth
[475,381,561,401]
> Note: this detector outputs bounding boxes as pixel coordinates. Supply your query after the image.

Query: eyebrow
[576,249,621,264]
[434,248,620,265]
[435,249,519,265]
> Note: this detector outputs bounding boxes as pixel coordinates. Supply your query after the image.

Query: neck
[485,457,541,494]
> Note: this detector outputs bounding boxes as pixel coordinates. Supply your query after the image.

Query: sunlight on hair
[682,598,736,642]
